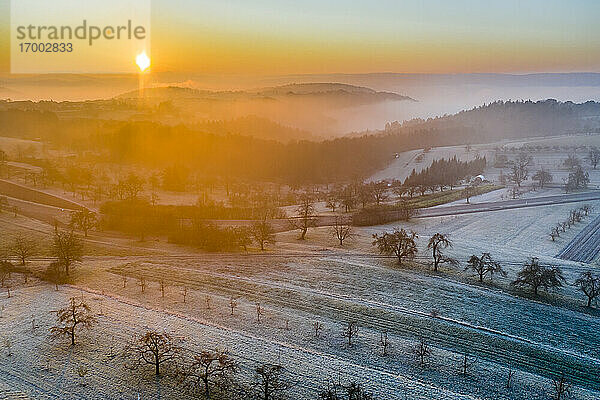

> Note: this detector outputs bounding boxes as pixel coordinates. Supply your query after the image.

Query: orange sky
[1,0,600,75]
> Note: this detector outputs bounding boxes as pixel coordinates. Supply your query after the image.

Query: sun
[136,52,151,72]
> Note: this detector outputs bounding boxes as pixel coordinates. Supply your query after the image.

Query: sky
[1,0,600,75]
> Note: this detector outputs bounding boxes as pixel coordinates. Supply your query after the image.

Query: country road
[415,190,600,218]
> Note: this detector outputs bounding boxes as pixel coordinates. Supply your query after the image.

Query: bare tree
[552,373,572,400]
[313,321,323,338]
[465,253,505,282]
[125,330,180,376]
[318,381,374,400]
[229,297,238,315]
[290,193,316,240]
[371,181,389,205]
[506,365,515,389]
[379,331,389,356]
[69,210,97,237]
[331,216,354,246]
[427,233,458,272]
[182,286,188,303]
[160,279,167,298]
[512,258,565,296]
[587,147,600,169]
[342,321,359,347]
[459,353,476,376]
[256,303,263,323]
[414,338,431,368]
[138,276,147,293]
[252,363,291,400]
[50,297,96,346]
[10,234,37,266]
[532,168,553,189]
[184,349,238,399]
[574,271,600,307]
[372,228,418,265]
[51,230,84,276]
[251,221,276,251]
[509,152,532,187]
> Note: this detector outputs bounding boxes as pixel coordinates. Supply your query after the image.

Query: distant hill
[381,99,600,144]
[116,82,414,102]
[115,83,414,136]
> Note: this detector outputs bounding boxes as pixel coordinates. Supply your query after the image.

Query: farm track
[557,213,600,262]
[110,261,600,391]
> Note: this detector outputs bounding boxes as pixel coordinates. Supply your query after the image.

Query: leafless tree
[459,353,476,376]
[50,297,96,346]
[512,258,565,295]
[379,331,389,356]
[125,330,180,376]
[532,168,553,189]
[588,147,600,169]
[342,321,359,347]
[229,297,238,315]
[307,323,321,342]
[122,275,127,288]
[506,365,515,389]
[290,193,316,240]
[574,271,600,307]
[372,228,418,265]
[184,349,238,399]
[552,373,572,400]
[251,221,276,251]
[160,279,167,298]
[427,233,458,272]
[205,295,212,310]
[256,303,263,323]
[10,234,37,265]
[509,152,532,187]
[182,286,188,303]
[465,253,505,282]
[331,216,354,246]
[51,230,83,276]
[371,181,389,205]
[414,338,431,368]
[252,363,292,400]
[138,276,147,293]
[69,210,97,237]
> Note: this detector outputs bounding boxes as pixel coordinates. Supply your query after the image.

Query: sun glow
[136,52,151,72]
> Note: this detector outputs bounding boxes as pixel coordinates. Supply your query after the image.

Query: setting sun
[136,52,151,72]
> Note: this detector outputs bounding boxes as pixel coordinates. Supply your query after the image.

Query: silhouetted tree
[51,230,83,276]
[290,193,316,240]
[414,338,431,368]
[69,209,97,237]
[427,233,458,272]
[342,321,359,347]
[184,349,238,399]
[331,216,353,246]
[10,233,37,265]
[125,330,180,376]
[318,381,375,400]
[251,221,276,251]
[372,228,418,265]
[532,168,553,189]
[512,258,565,295]
[252,363,291,400]
[588,147,600,169]
[50,297,96,346]
[574,271,600,307]
[552,373,572,400]
[465,253,505,282]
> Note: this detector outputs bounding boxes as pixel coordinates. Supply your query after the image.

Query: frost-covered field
[1,279,599,400]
